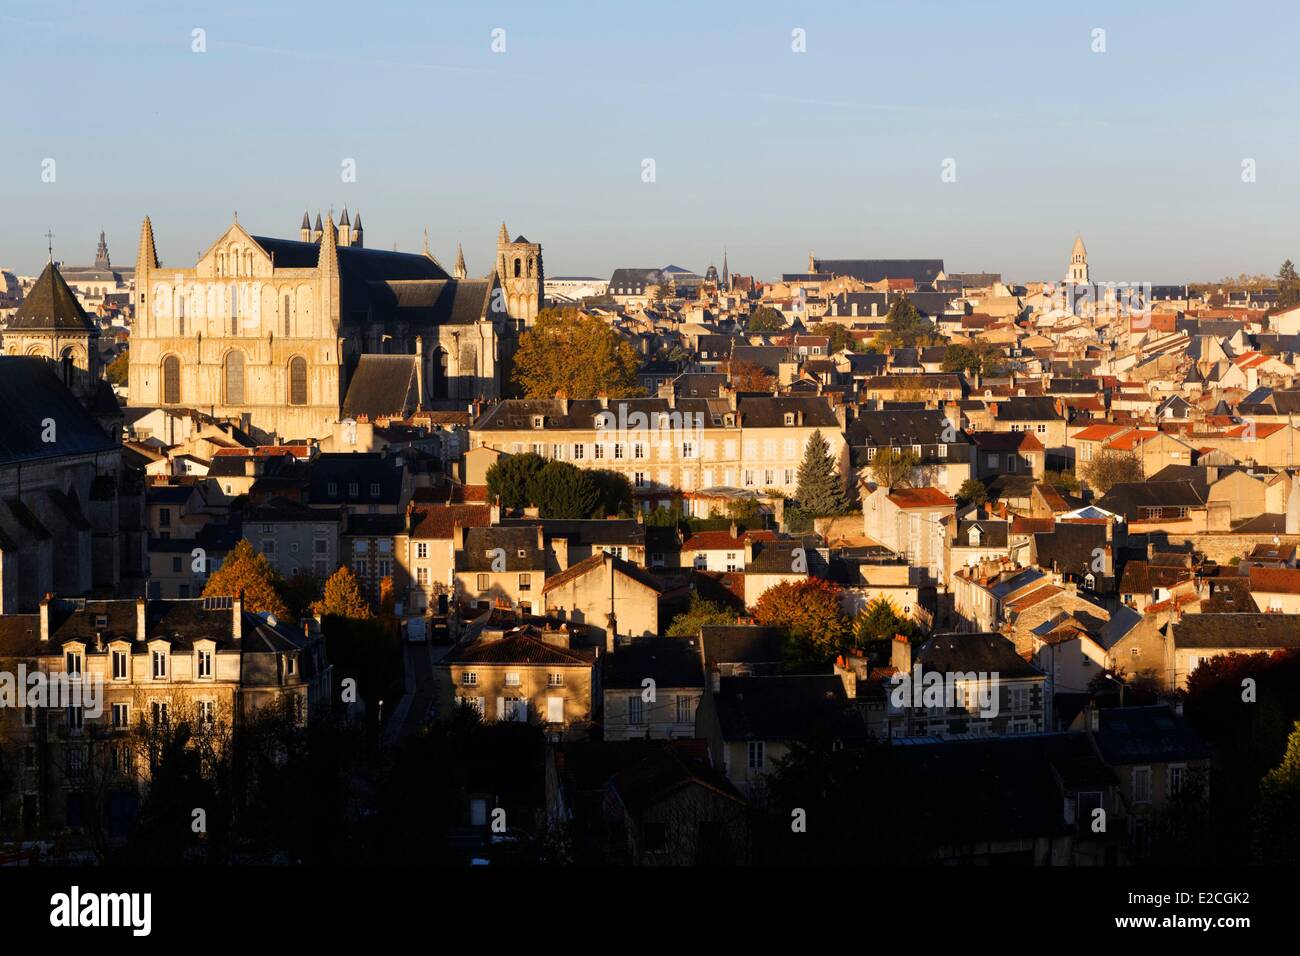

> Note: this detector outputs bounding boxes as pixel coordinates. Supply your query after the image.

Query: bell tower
[495,222,543,326]
[1067,234,1089,285]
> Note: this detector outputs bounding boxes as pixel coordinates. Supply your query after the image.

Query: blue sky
[2,0,1297,283]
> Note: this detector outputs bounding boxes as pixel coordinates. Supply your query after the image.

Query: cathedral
[126,212,543,441]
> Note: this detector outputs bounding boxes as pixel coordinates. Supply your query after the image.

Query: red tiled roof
[1249,567,1300,594]
[680,529,776,552]
[1072,424,1129,443]
[887,487,956,509]
[410,504,491,539]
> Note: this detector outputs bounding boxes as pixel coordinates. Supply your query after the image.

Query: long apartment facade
[469,393,849,504]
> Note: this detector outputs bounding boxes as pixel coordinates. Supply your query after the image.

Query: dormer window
[532,416,545,429]
[65,649,83,677]
[1083,572,1097,590]
[784,413,795,426]
[151,650,167,680]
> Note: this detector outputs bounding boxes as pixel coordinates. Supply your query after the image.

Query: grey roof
[1172,613,1300,650]
[0,358,117,465]
[603,637,704,690]
[811,259,944,284]
[6,262,98,333]
[917,632,1044,680]
[713,674,868,741]
[456,526,547,572]
[699,625,783,667]
[1093,705,1211,764]
[341,354,420,419]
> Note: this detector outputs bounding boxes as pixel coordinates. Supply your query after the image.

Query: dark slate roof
[995,396,1062,421]
[954,519,1009,549]
[456,526,547,572]
[672,373,729,398]
[341,354,420,419]
[448,632,597,666]
[1171,613,1300,650]
[699,625,784,666]
[917,632,1044,680]
[6,262,98,332]
[846,409,967,447]
[893,733,1112,844]
[603,637,704,689]
[609,744,744,816]
[713,674,868,741]
[0,358,118,465]
[734,395,839,428]
[1098,480,1206,518]
[1093,705,1211,764]
[811,259,944,284]
[1033,522,1113,589]
[730,345,786,372]
[541,551,666,594]
[364,278,494,326]
[308,453,404,504]
[500,517,644,547]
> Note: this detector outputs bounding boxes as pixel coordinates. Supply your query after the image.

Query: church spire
[137,216,159,271]
[498,221,509,244]
[454,243,467,279]
[722,247,730,291]
[318,214,338,275]
[95,230,111,269]
[300,210,311,242]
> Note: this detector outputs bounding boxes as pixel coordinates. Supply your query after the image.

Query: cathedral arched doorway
[162,355,181,404]
[430,348,448,400]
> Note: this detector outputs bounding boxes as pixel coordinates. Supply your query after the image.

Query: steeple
[1067,234,1089,285]
[300,210,311,242]
[137,216,159,271]
[339,207,352,246]
[454,243,467,280]
[498,221,509,244]
[313,212,324,243]
[722,248,730,291]
[94,230,111,270]
[423,229,431,258]
[352,211,363,248]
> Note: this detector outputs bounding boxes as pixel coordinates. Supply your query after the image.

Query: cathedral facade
[127,213,542,441]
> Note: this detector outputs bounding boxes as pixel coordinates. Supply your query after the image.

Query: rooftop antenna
[45,229,54,263]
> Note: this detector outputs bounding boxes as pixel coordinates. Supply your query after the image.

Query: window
[65,650,82,676]
[112,650,128,680]
[748,740,765,771]
[594,443,605,460]
[628,695,644,725]
[111,703,129,729]
[518,573,531,592]
[416,542,429,559]
[1133,766,1152,804]
[573,443,585,460]
[223,351,245,405]
[547,673,563,687]
[197,649,213,679]
[67,706,84,730]
[476,573,489,591]
[151,701,169,726]
[370,482,381,497]
[505,672,521,687]
[416,567,429,585]
[1168,764,1186,795]
[198,700,216,728]
[349,482,359,496]
[462,672,478,686]
[503,697,526,721]
[162,355,180,404]
[546,697,564,724]
[461,696,484,715]
[676,695,692,724]
[289,356,307,405]
[152,650,167,680]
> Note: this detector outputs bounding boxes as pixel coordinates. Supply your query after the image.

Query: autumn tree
[511,307,642,399]
[752,578,851,664]
[1276,260,1300,311]
[202,539,288,620]
[796,429,850,515]
[1081,449,1145,495]
[106,352,129,387]
[853,595,919,648]
[486,452,547,510]
[724,359,774,392]
[313,565,373,619]
[869,447,919,491]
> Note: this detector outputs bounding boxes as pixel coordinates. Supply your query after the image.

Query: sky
[1,0,1298,284]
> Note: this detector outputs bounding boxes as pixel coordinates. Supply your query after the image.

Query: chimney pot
[135,596,147,642]
[39,593,52,642]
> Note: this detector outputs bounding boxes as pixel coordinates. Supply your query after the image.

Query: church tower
[94,231,111,270]
[6,260,102,399]
[1067,235,1089,285]
[495,222,543,326]
[454,243,467,280]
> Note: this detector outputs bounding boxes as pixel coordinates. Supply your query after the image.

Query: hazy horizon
[3,0,1298,284]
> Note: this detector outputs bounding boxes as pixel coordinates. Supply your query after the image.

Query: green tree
[869,447,919,490]
[202,539,288,620]
[956,478,989,506]
[1277,260,1300,311]
[313,566,373,619]
[853,595,919,647]
[588,468,633,517]
[486,452,547,510]
[1082,449,1145,495]
[1254,719,1300,864]
[512,307,642,399]
[748,307,787,332]
[795,429,849,515]
[877,296,934,348]
[106,352,129,387]
[667,595,737,637]
[810,322,857,353]
[527,460,600,519]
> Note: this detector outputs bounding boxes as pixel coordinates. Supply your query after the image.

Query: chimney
[890,633,912,673]
[232,593,242,640]
[729,521,739,540]
[711,667,721,693]
[136,596,147,642]
[555,389,570,416]
[989,402,998,418]
[1088,706,1100,732]
[491,495,502,525]
[453,523,467,553]
[39,593,52,642]
[598,392,609,410]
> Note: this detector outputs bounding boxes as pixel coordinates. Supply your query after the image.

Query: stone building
[127,214,541,442]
